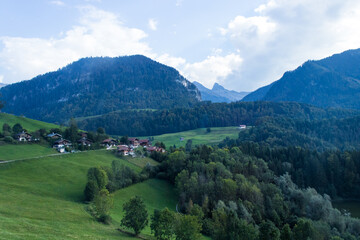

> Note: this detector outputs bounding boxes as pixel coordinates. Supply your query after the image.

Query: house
[101,139,117,148]
[139,139,150,147]
[47,132,62,139]
[16,131,32,142]
[239,125,247,129]
[147,146,166,153]
[78,137,92,147]
[53,139,72,149]
[128,138,139,147]
[117,145,134,156]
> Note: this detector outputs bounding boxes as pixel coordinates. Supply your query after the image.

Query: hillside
[0,150,177,239]
[0,55,200,123]
[0,83,6,88]
[77,101,359,136]
[193,81,248,103]
[242,48,360,109]
[0,112,60,133]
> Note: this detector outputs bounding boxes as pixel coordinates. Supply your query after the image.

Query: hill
[0,83,6,88]
[193,81,248,103]
[0,112,60,133]
[0,55,200,124]
[0,150,177,239]
[77,101,359,136]
[242,48,360,109]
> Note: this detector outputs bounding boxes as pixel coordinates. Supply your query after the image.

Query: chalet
[53,139,72,149]
[16,131,32,142]
[47,132,62,139]
[128,138,139,147]
[139,139,150,147]
[78,137,92,147]
[239,125,247,129]
[117,145,134,156]
[102,139,117,148]
[147,146,166,153]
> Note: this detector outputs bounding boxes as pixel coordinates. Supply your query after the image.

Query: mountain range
[0,83,7,88]
[243,48,360,109]
[193,81,248,103]
[0,55,200,123]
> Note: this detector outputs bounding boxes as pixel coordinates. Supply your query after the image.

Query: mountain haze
[193,81,248,103]
[0,55,200,123]
[242,48,360,109]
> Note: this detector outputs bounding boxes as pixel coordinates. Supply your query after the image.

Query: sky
[1,0,360,91]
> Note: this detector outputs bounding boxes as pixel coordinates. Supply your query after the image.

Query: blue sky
[1,0,360,91]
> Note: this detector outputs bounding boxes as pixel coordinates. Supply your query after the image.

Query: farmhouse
[47,132,62,139]
[128,137,139,147]
[139,139,150,147]
[78,137,92,147]
[239,125,247,129]
[101,138,117,148]
[53,139,72,149]
[16,131,32,142]
[117,145,134,156]
[147,146,166,153]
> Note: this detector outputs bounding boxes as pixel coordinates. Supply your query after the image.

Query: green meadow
[150,126,240,149]
[0,150,177,239]
[0,144,57,161]
[0,113,60,133]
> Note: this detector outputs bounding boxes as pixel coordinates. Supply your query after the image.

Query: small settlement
[116,137,165,156]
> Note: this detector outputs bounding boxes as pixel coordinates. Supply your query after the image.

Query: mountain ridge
[193,81,248,103]
[0,55,201,123]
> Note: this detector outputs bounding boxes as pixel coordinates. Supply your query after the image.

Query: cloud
[176,0,183,7]
[0,6,152,83]
[156,54,186,69]
[0,75,3,83]
[50,1,65,6]
[148,18,158,31]
[218,0,360,91]
[182,54,243,88]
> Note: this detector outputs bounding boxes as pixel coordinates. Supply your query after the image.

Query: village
[14,130,166,156]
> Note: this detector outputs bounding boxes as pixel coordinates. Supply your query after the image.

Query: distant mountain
[0,55,200,123]
[0,83,7,88]
[242,48,360,109]
[193,81,248,103]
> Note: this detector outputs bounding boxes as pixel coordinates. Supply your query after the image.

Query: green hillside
[0,112,60,133]
[0,144,57,161]
[0,150,177,239]
[150,126,241,149]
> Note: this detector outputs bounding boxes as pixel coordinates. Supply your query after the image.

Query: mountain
[0,55,201,123]
[242,48,360,109]
[193,81,248,103]
[0,83,7,88]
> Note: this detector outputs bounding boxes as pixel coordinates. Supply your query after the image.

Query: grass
[333,200,360,218]
[0,112,60,133]
[0,150,177,239]
[0,144,57,161]
[121,156,160,168]
[150,126,240,149]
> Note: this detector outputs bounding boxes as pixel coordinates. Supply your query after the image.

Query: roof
[102,138,115,143]
[47,132,62,137]
[117,145,129,151]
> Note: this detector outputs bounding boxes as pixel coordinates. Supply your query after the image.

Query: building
[53,139,72,149]
[139,139,150,147]
[47,132,62,139]
[117,145,134,156]
[239,125,247,129]
[78,137,92,147]
[128,138,139,147]
[101,139,117,148]
[16,131,32,142]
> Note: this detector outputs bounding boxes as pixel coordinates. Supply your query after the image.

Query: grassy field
[150,126,240,149]
[0,113,60,133]
[0,150,177,239]
[333,200,360,218]
[0,144,57,161]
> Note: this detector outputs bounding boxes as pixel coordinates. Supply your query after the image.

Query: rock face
[193,81,248,103]
[0,55,201,123]
[242,48,360,110]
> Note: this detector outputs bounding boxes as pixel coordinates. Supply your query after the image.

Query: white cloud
[50,1,65,6]
[156,54,186,69]
[218,0,360,91]
[182,54,243,88]
[148,18,158,31]
[0,75,3,83]
[176,0,183,7]
[0,6,152,83]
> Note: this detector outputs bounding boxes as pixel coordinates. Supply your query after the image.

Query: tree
[173,214,202,240]
[280,224,292,240]
[97,127,105,135]
[120,135,129,145]
[206,127,211,133]
[293,219,314,240]
[12,123,23,134]
[84,167,108,201]
[150,208,175,240]
[185,140,192,152]
[0,93,4,111]
[121,196,149,236]
[94,189,113,223]
[259,221,280,240]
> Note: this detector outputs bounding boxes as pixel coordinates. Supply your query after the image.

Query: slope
[0,55,200,124]
[0,150,177,239]
[242,48,360,109]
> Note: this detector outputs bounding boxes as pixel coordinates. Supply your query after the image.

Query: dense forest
[0,55,200,123]
[93,145,360,239]
[77,101,359,136]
